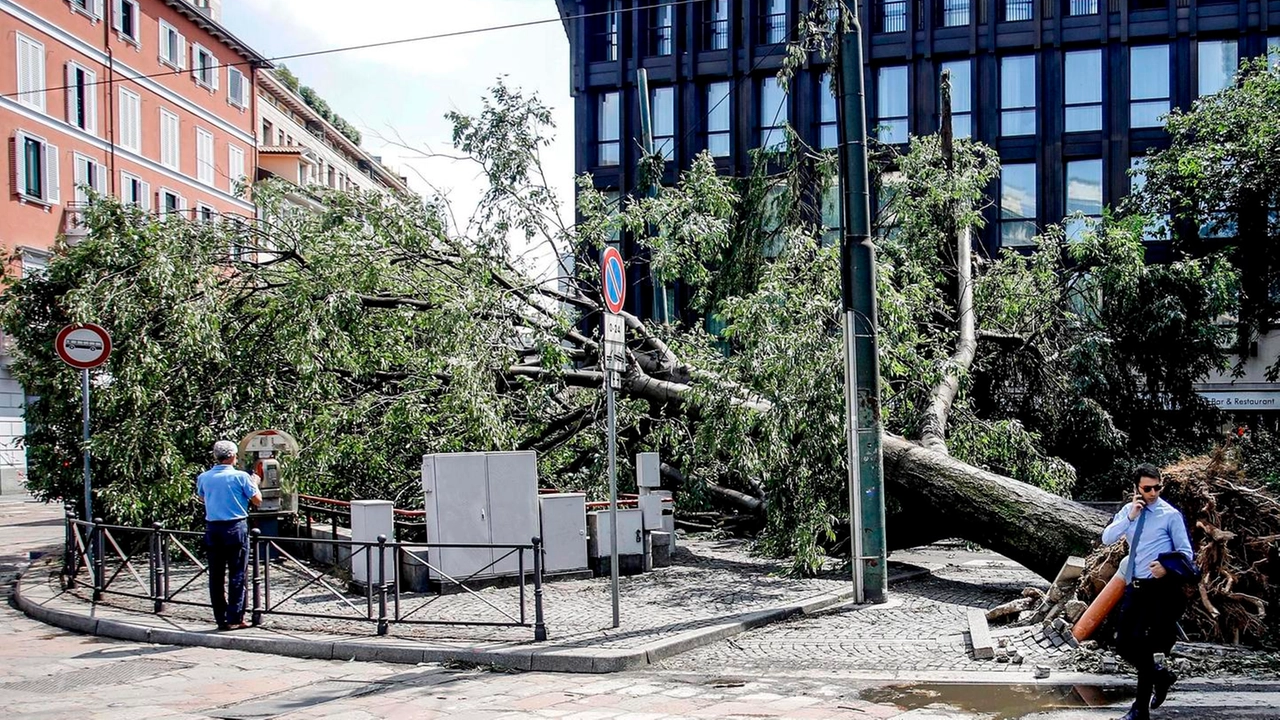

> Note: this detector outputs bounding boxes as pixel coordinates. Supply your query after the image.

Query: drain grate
[0,659,192,695]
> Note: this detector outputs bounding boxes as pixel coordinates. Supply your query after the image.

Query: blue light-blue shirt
[196,463,258,522]
[1102,497,1194,582]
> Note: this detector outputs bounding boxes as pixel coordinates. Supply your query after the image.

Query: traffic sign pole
[82,368,92,522]
[600,247,626,629]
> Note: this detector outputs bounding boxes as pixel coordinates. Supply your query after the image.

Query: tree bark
[881,434,1109,579]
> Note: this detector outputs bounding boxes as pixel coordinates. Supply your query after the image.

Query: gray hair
[212,440,238,461]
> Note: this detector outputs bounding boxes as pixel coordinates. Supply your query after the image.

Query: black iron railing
[939,0,970,26]
[1066,0,1099,14]
[1004,0,1034,20]
[880,0,908,31]
[63,513,547,641]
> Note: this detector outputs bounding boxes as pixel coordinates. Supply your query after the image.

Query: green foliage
[274,65,363,146]
[1239,427,1280,492]
[1134,56,1280,377]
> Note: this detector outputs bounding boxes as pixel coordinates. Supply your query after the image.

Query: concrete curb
[15,560,933,674]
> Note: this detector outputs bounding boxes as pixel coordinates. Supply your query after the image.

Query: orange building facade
[0,0,268,492]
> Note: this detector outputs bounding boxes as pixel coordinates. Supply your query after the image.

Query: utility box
[637,452,661,489]
[350,500,395,587]
[639,494,665,530]
[421,451,539,583]
[588,508,644,576]
[538,493,588,575]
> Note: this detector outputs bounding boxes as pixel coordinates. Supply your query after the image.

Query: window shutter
[179,37,187,70]
[112,0,122,31]
[44,143,60,205]
[65,64,75,125]
[211,58,220,91]
[93,162,106,193]
[92,0,104,17]
[86,71,97,134]
[190,47,198,82]
[10,137,23,201]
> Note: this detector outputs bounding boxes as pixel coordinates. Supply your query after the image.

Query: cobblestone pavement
[654,555,1076,674]
[7,496,1280,718]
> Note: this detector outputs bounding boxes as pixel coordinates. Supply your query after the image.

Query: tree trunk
[881,434,1109,579]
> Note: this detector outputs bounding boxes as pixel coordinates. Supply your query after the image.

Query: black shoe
[216,623,232,631]
[1152,667,1177,709]
[1119,708,1150,720]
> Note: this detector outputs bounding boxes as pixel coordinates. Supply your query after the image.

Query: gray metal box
[587,508,644,557]
[538,493,588,574]
[636,452,661,488]
[421,451,538,582]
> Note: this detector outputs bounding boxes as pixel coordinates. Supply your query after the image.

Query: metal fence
[63,513,547,641]
[880,0,908,32]
[939,0,971,26]
[1004,0,1035,20]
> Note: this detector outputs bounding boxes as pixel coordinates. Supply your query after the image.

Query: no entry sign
[56,323,112,370]
[601,247,626,315]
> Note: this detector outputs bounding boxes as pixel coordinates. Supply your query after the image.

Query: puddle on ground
[859,683,1135,719]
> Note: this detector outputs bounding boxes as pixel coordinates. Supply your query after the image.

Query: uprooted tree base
[990,449,1279,648]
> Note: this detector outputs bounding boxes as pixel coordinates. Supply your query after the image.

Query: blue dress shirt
[197,464,258,522]
[1102,497,1194,582]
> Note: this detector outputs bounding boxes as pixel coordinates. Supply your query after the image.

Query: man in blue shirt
[196,440,261,630]
[1102,463,1195,720]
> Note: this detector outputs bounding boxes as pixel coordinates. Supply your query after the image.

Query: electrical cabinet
[421,451,539,582]
[350,500,395,587]
[538,493,588,574]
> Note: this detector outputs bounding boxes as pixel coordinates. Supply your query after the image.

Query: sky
[219,0,574,277]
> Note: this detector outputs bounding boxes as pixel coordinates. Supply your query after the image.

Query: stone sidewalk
[14,498,933,673]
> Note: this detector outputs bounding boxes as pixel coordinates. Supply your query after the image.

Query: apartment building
[555,0,1280,420]
[0,0,267,492]
[256,70,410,200]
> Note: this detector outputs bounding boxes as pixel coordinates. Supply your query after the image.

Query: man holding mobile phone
[1101,463,1196,720]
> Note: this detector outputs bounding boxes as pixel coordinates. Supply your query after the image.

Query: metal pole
[837,5,888,604]
[607,371,620,628]
[151,522,163,612]
[82,368,92,523]
[376,535,388,636]
[532,536,547,642]
[250,528,262,625]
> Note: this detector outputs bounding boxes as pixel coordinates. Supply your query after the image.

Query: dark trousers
[205,519,249,626]
[1116,577,1185,715]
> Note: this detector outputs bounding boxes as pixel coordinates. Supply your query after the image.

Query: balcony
[761,12,787,43]
[63,202,90,241]
[704,18,729,50]
[879,0,908,32]
[1065,0,1099,13]
[939,0,971,26]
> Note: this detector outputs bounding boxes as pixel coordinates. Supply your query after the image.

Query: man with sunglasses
[1102,463,1196,720]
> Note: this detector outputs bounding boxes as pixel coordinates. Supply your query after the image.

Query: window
[939,60,971,138]
[72,153,106,205]
[880,0,907,32]
[1067,0,1099,15]
[820,72,838,149]
[1004,0,1033,21]
[228,145,246,194]
[602,0,620,61]
[113,0,139,43]
[1001,55,1036,136]
[70,0,102,19]
[822,181,841,246]
[121,171,150,209]
[941,0,970,27]
[118,88,141,152]
[16,34,46,112]
[196,128,215,185]
[1064,50,1102,132]
[160,109,180,169]
[651,87,675,161]
[1130,45,1170,128]
[159,188,184,217]
[598,92,620,166]
[1064,159,1102,241]
[762,0,787,44]
[1000,162,1037,247]
[158,20,185,68]
[1197,40,1238,97]
[706,82,731,157]
[1270,37,1280,59]
[20,250,49,278]
[759,76,789,151]
[191,44,219,90]
[877,66,908,144]
[12,131,59,205]
[652,1,674,56]
[65,63,98,134]
[196,203,216,224]
[227,67,248,109]
[705,0,730,50]
[1128,157,1168,242]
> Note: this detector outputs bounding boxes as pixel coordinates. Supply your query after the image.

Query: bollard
[151,522,164,612]
[532,536,547,642]
[92,517,105,601]
[376,535,388,636]
[518,547,527,625]
[64,511,76,587]
[250,528,262,626]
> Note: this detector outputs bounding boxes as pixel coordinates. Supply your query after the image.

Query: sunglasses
[1139,484,1163,493]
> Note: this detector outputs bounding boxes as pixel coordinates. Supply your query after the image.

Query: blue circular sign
[602,246,626,314]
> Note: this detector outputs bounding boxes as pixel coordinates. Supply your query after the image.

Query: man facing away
[1102,463,1196,720]
[196,440,261,630]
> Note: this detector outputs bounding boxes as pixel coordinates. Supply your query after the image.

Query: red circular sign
[601,247,626,315]
[55,323,112,370]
